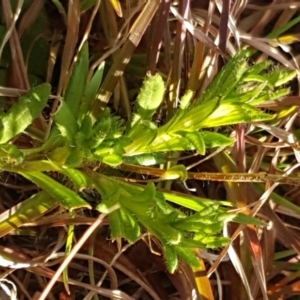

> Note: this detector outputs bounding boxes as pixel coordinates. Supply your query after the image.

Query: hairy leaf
[135,74,164,122]
[163,244,178,274]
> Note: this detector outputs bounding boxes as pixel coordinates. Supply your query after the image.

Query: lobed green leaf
[198,102,272,128]
[0,83,50,144]
[18,171,91,211]
[174,246,200,268]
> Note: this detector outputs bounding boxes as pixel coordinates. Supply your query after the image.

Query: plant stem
[119,163,300,186]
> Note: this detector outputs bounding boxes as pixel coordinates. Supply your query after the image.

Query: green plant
[0,47,296,273]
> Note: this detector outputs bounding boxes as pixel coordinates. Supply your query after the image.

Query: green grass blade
[64,42,89,119]
[80,62,105,123]
[267,16,300,39]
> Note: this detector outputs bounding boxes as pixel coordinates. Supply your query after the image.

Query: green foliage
[64,43,89,119]
[18,171,91,211]
[0,144,24,164]
[162,165,188,181]
[134,73,164,122]
[93,174,234,268]
[0,191,58,238]
[79,62,105,123]
[0,83,50,144]
[0,49,296,273]
[123,49,294,157]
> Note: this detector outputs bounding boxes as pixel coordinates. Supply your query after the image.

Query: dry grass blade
[147,1,171,75]
[168,0,189,109]
[44,0,80,139]
[192,257,214,300]
[240,33,297,69]
[2,0,29,90]
[39,205,120,300]
[1,1,300,299]
[93,0,160,115]
[82,236,162,300]
[171,6,224,56]
[216,0,230,52]
[46,32,61,83]
[100,0,130,115]
[224,226,254,300]
[185,1,215,100]
[57,0,80,95]
[79,0,101,49]
[0,1,22,59]
[17,0,44,37]
[244,226,267,300]
[120,163,300,187]
[0,86,27,97]
[247,2,300,10]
